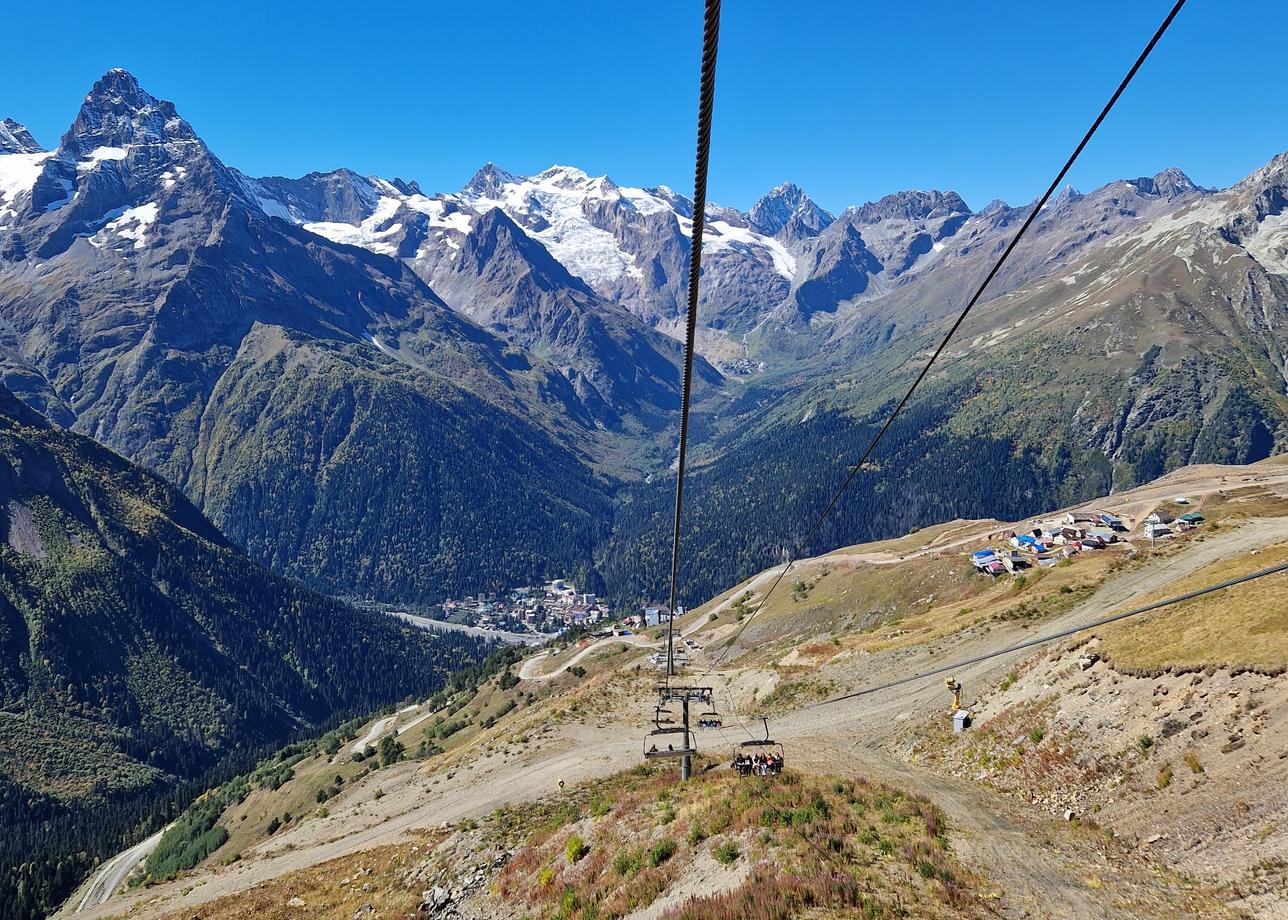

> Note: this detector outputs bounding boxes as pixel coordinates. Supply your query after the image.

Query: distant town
[433,580,675,639]
[438,579,612,635]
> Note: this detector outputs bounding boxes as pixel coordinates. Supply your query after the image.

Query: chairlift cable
[704,0,1187,675]
[664,0,723,684]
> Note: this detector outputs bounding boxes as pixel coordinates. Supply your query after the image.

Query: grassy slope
[157,763,985,920]
[1099,541,1288,673]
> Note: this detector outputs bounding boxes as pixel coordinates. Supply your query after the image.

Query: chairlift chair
[696,707,723,730]
[733,716,784,774]
[643,726,697,760]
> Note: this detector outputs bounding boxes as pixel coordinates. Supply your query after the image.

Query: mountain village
[439,579,612,634]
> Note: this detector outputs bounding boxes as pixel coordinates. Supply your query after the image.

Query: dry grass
[1098,542,1288,672]
[152,840,435,920]
[715,546,1131,679]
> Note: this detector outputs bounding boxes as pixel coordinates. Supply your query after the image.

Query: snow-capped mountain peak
[463,162,517,198]
[748,181,833,237]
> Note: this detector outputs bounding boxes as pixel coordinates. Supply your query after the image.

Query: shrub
[712,840,740,865]
[1137,734,1154,752]
[537,865,555,888]
[1184,751,1204,774]
[1156,763,1173,790]
[1028,727,1045,744]
[377,734,405,767]
[1000,672,1018,692]
[589,797,612,818]
[612,847,644,878]
[648,838,677,867]
[687,822,708,846]
[266,817,281,836]
[558,890,579,919]
[565,835,587,863]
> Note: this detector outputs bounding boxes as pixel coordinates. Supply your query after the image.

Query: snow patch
[305,196,404,255]
[89,202,159,250]
[678,217,797,279]
[0,151,55,226]
[77,146,128,173]
[159,166,188,189]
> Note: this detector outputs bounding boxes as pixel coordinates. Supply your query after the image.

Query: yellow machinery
[944,677,962,714]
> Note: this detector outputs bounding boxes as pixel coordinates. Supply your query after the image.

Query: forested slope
[0,386,487,920]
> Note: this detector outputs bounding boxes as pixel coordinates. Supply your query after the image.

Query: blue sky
[3,1,1284,212]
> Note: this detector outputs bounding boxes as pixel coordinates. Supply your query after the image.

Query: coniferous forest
[0,387,489,920]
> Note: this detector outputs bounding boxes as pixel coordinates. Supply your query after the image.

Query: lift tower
[645,686,712,782]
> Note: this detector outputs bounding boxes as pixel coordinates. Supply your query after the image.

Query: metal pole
[666,605,675,679]
[681,697,692,782]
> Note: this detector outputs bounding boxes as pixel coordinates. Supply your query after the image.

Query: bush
[1184,751,1204,774]
[1000,672,1017,691]
[648,838,677,867]
[1137,734,1154,752]
[712,840,740,865]
[537,865,555,888]
[612,847,643,878]
[687,822,708,846]
[377,734,405,767]
[589,797,612,818]
[266,817,281,836]
[564,834,587,863]
[1028,727,1045,744]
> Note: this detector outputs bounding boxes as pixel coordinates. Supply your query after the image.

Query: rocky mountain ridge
[1,69,1286,611]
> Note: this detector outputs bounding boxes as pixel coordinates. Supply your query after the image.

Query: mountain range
[0,69,1285,609]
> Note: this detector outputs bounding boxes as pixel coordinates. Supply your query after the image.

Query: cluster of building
[440,579,612,633]
[970,505,1205,576]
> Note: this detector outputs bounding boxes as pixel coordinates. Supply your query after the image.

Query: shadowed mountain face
[0,70,687,603]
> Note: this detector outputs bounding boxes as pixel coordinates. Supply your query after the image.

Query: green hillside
[0,387,487,920]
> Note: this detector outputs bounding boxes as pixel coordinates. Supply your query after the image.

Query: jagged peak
[536,164,590,183]
[462,206,594,294]
[463,162,517,198]
[749,181,832,236]
[1124,167,1203,199]
[0,118,43,154]
[63,68,196,154]
[849,189,971,224]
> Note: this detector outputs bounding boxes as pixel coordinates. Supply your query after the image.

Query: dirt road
[64,825,168,916]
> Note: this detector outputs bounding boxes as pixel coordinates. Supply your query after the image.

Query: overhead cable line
[666,0,722,681]
[806,559,1288,710]
[706,0,1188,674]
